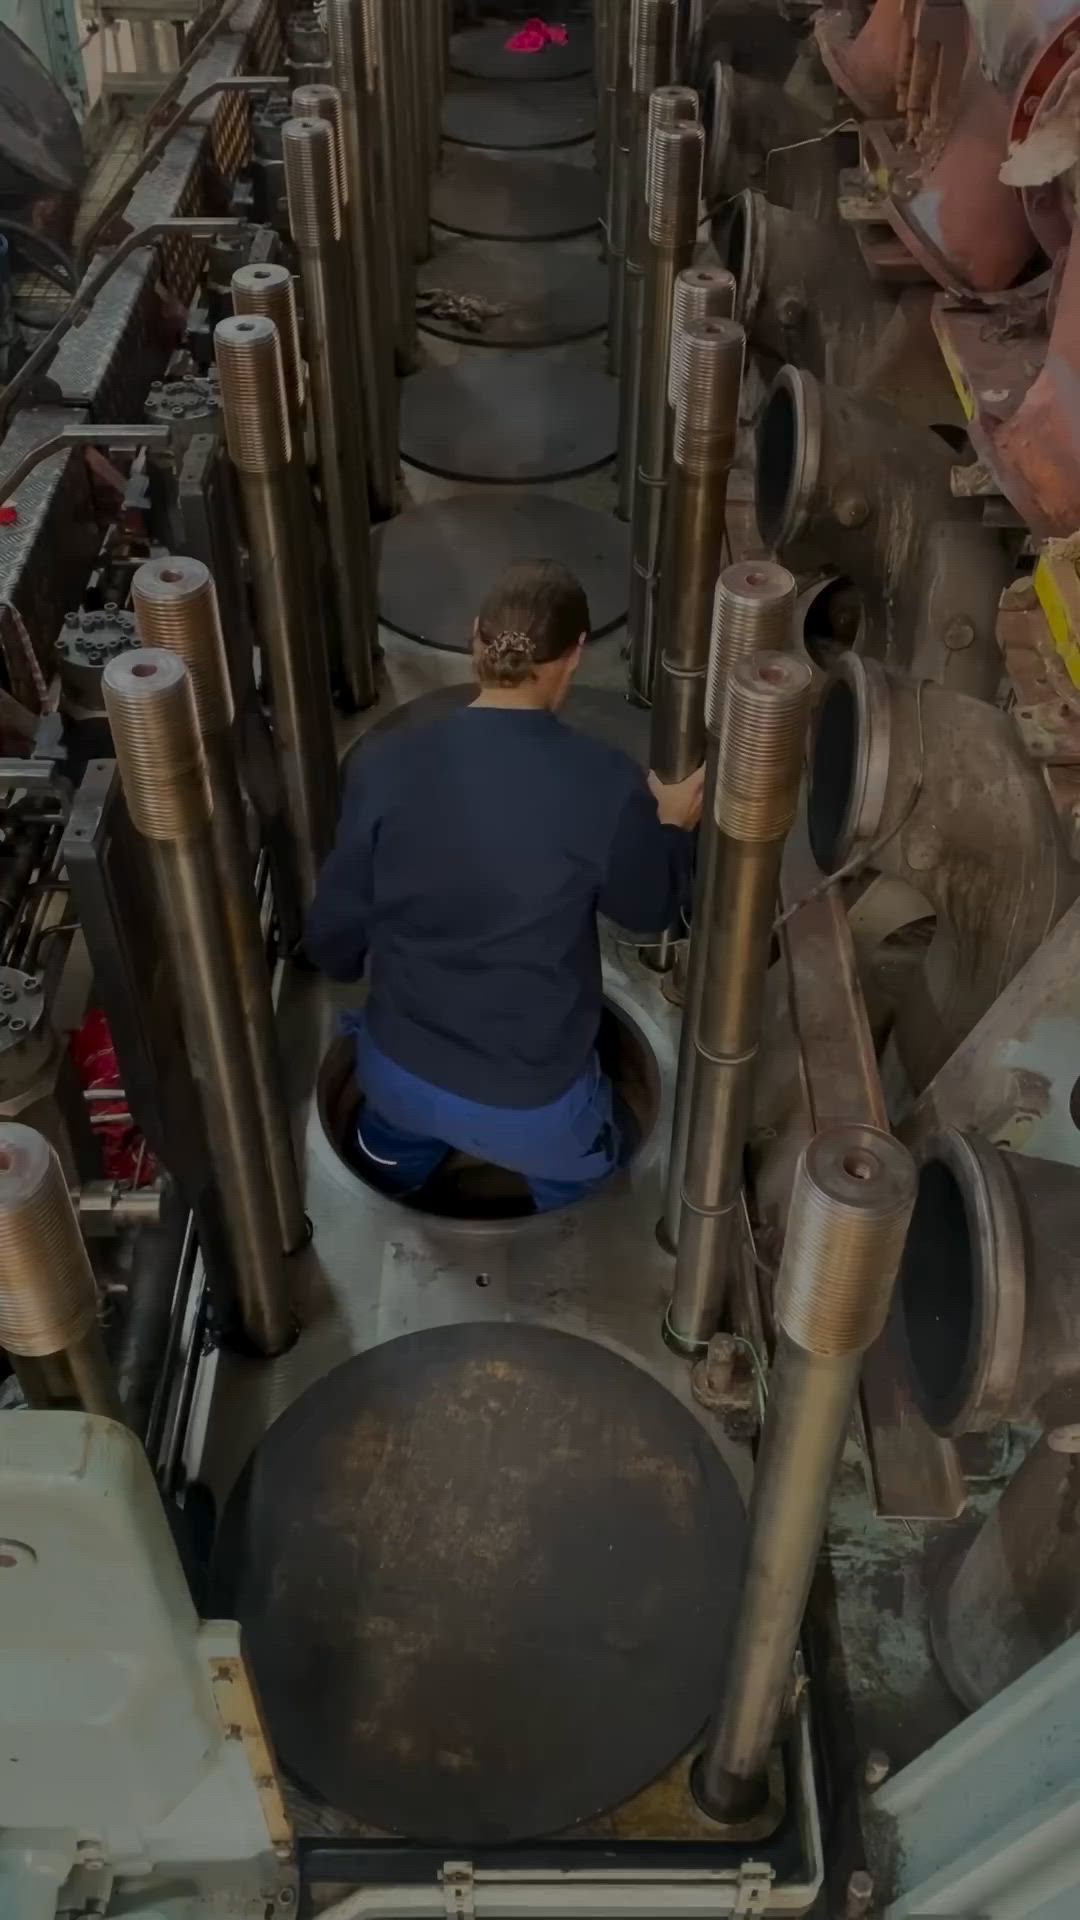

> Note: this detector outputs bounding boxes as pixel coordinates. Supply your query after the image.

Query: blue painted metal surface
[0,0,87,115]
[874,1632,1080,1918]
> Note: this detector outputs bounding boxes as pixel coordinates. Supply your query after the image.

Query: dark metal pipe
[663,561,796,1249]
[283,112,378,711]
[132,556,307,1255]
[696,1123,917,1821]
[214,312,339,913]
[103,650,294,1358]
[616,13,681,518]
[666,650,812,1352]
[0,1120,124,1420]
[626,115,704,706]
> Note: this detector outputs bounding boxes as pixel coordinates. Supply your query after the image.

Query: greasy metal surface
[442,79,596,149]
[431,148,603,240]
[450,21,592,83]
[0,22,84,194]
[778,814,965,1521]
[399,357,617,483]
[418,237,607,346]
[214,1321,746,1843]
[377,494,629,649]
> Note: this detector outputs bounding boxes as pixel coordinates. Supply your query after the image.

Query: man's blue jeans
[349,1021,623,1212]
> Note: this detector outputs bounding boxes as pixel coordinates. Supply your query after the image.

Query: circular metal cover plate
[377,492,630,649]
[400,357,617,483]
[0,24,84,196]
[450,21,592,83]
[442,79,596,149]
[432,148,602,241]
[418,238,606,347]
[214,1323,745,1842]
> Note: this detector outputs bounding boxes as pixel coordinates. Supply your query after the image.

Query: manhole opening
[318,1000,661,1223]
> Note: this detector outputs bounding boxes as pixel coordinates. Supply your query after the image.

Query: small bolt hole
[475,1272,491,1288]
[842,1149,879,1182]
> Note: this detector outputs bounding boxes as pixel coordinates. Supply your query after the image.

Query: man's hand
[648,763,706,831]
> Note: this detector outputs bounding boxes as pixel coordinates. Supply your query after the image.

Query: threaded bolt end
[283,114,342,253]
[132,557,234,740]
[715,649,811,842]
[0,1124,99,1357]
[777,1125,917,1356]
[291,83,349,209]
[674,317,745,475]
[230,263,304,422]
[668,265,737,409]
[705,561,797,733]
[215,313,292,475]
[633,0,677,96]
[648,120,704,247]
[325,0,367,101]
[103,649,212,841]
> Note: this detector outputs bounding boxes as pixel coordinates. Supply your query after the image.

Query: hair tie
[484,628,535,661]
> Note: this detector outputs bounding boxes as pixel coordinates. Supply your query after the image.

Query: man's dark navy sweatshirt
[305,705,694,1109]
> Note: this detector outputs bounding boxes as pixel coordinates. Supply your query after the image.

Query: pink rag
[506,18,569,52]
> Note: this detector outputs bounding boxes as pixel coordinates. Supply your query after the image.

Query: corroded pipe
[697,1123,917,1821]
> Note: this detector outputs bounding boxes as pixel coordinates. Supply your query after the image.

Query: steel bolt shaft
[104,649,294,1358]
[133,556,307,1256]
[0,1121,123,1419]
[697,1124,917,1821]
[663,561,797,1247]
[666,650,811,1352]
[283,113,378,711]
[215,312,339,913]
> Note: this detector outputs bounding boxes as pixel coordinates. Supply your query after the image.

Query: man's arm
[303,761,377,980]
[599,766,703,934]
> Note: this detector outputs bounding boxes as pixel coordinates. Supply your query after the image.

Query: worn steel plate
[214,1322,745,1843]
[0,22,84,196]
[400,358,617,483]
[418,238,606,347]
[377,492,629,649]
[442,79,596,149]
[431,148,603,240]
[450,21,592,82]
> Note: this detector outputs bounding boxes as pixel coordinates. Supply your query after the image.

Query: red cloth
[505,18,569,52]
[70,1008,156,1186]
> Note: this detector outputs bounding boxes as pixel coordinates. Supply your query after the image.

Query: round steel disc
[214,1323,745,1842]
[450,21,592,82]
[377,493,629,649]
[0,24,84,196]
[400,358,617,483]
[419,238,606,347]
[432,149,602,240]
[442,80,596,150]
